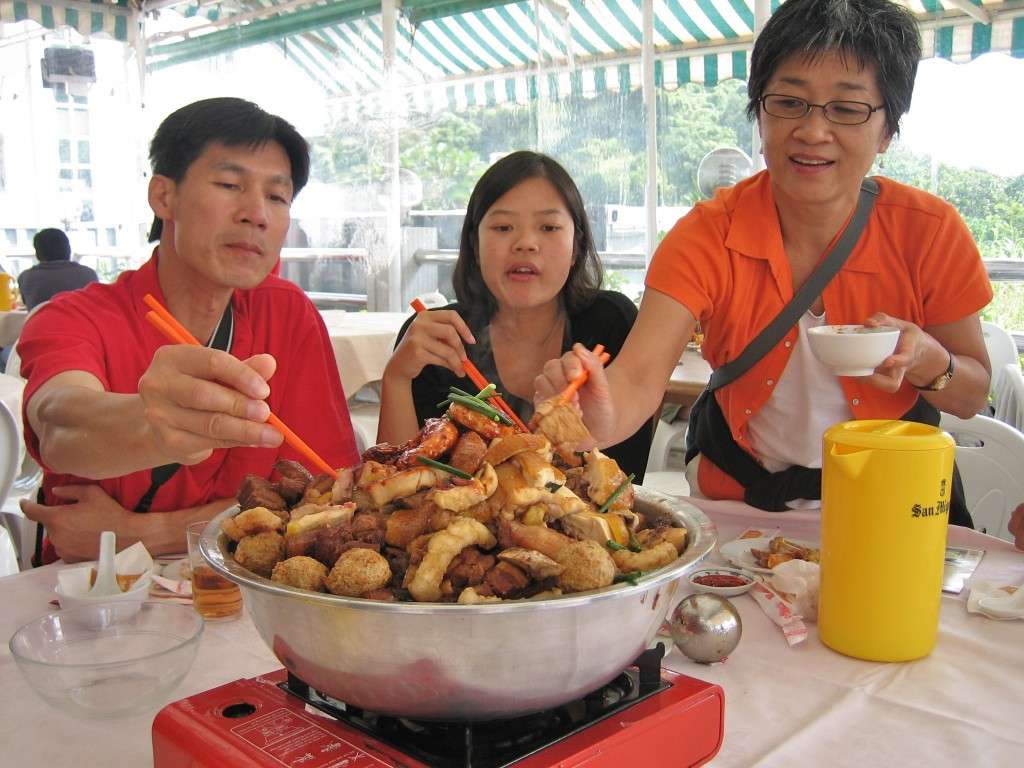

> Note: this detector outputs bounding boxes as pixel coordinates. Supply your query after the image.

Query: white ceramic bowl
[9,601,203,718]
[805,324,899,377]
[688,566,756,597]
[54,562,155,612]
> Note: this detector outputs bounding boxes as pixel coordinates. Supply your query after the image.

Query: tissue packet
[768,559,820,622]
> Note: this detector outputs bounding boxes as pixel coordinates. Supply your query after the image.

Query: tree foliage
[308,81,1023,323]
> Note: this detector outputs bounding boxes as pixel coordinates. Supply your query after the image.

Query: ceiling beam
[942,0,991,25]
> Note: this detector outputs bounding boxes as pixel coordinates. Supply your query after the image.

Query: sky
[899,53,1024,178]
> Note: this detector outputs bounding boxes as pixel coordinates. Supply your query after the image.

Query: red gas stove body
[153,663,723,768]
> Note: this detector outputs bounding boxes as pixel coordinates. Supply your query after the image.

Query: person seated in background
[18,228,98,311]
[18,97,358,563]
[535,0,990,524]
[377,150,654,481]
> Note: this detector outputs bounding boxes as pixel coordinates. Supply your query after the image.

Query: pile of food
[220,388,688,604]
[750,537,820,570]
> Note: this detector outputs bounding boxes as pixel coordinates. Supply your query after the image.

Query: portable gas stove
[152,645,724,768]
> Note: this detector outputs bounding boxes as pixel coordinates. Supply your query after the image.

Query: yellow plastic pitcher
[0,274,12,311]
[818,420,954,662]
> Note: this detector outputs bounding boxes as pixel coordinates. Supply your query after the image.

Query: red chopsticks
[142,294,338,479]
[558,344,611,405]
[410,298,529,433]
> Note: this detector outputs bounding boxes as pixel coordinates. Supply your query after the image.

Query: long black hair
[453,151,602,324]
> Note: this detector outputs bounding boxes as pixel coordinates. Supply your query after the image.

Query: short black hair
[453,151,602,325]
[147,97,310,241]
[746,0,920,137]
[33,228,71,262]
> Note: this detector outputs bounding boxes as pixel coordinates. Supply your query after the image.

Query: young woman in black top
[377,151,654,480]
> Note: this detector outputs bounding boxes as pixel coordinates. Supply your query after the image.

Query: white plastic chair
[981,321,1020,396]
[0,400,20,512]
[645,417,688,473]
[992,363,1024,433]
[0,398,27,572]
[348,401,380,455]
[940,412,1024,542]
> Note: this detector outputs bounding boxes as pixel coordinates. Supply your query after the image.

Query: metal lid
[823,419,954,452]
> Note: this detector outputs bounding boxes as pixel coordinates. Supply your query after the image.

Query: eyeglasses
[760,93,885,126]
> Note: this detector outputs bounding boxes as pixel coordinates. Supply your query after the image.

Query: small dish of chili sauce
[688,567,755,597]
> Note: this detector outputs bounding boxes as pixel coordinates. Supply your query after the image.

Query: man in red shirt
[18,97,359,562]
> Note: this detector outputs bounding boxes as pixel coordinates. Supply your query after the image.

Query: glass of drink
[186,521,242,621]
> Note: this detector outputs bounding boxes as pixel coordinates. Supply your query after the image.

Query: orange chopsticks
[142,293,338,479]
[409,299,529,433]
[558,344,611,405]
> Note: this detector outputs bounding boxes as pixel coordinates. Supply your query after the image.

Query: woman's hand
[864,312,950,393]
[385,310,476,383]
[534,343,618,444]
[21,485,135,563]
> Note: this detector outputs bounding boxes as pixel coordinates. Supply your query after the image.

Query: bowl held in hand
[806,324,899,377]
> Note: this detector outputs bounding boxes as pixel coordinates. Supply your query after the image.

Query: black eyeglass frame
[759,93,886,126]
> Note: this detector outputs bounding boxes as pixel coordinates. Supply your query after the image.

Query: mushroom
[497,547,564,580]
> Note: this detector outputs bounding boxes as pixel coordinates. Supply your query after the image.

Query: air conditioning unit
[40,47,96,90]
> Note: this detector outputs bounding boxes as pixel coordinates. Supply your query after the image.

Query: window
[106,227,117,246]
[4,229,16,246]
[54,100,94,235]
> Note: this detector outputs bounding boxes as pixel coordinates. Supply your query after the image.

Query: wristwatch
[914,350,955,391]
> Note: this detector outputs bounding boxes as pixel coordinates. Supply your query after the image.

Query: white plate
[718,536,819,574]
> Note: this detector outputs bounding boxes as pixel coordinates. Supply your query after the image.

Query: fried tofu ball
[234,532,285,578]
[556,540,616,593]
[271,556,328,592]
[325,548,392,597]
[222,506,285,542]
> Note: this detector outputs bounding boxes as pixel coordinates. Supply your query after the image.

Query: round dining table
[318,310,410,397]
[0,498,1021,767]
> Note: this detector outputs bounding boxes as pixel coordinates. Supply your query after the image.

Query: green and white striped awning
[142,0,1024,111]
[11,1,1022,109]
[0,0,136,42]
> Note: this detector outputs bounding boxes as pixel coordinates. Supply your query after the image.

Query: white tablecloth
[676,498,1024,767]
[319,310,410,397]
[0,499,1021,767]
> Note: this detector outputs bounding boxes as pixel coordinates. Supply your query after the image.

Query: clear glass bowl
[8,601,203,719]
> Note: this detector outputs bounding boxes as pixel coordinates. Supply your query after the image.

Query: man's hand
[138,346,283,465]
[21,485,136,563]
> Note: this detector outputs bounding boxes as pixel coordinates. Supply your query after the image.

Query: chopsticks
[410,298,529,433]
[142,293,338,479]
[558,344,611,405]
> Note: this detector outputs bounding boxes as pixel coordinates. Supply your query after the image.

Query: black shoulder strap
[134,300,234,513]
[707,178,880,392]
